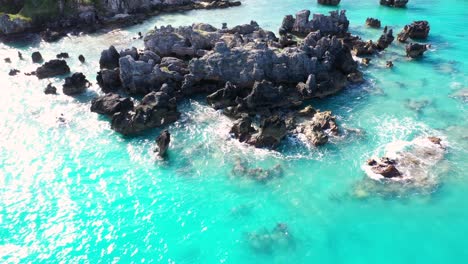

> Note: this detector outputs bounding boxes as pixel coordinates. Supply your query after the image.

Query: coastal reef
[91,10,363,149]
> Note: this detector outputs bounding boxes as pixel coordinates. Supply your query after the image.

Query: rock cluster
[91,10,361,149]
[406,43,428,58]
[317,0,340,6]
[36,59,71,79]
[366,18,381,28]
[279,10,349,37]
[397,21,430,42]
[63,73,90,95]
[380,0,409,8]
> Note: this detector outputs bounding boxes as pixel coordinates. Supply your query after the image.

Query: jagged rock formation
[155,130,171,157]
[318,0,340,6]
[35,59,70,79]
[397,21,430,42]
[92,10,361,148]
[366,18,381,28]
[406,43,428,58]
[380,0,409,7]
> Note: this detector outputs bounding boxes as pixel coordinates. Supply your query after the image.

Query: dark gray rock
[97,68,122,93]
[318,0,340,5]
[56,53,69,59]
[32,52,43,63]
[247,115,287,148]
[376,26,394,50]
[36,60,70,79]
[62,73,89,95]
[99,45,120,69]
[111,91,180,135]
[91,93,134,115]
[120,47,139,60]
[406,43,428,58]
[397,21,430,42]
[280,10,349,36]
[207,81,245,109]
[230,116,256,143]
[380,0,409,8]
[8,69,20,76]
[155,130,171,157]
[366,18,381,28]
[119,55,158,95]
[44,83,57,95]
[78,55,86,63]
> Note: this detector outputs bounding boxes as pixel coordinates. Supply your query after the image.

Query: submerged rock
[90,93,134,115]
[232,158,283,183]
[36,60,70,79]
[246,223,294,253]
[363,136,446,183]
[406,43,428,58]
[155,130,171,157]
[62,72,90,95]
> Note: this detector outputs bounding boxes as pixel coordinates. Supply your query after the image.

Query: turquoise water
[0,0,467,263]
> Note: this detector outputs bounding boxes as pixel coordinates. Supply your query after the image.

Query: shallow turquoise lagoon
[0,0,467,263]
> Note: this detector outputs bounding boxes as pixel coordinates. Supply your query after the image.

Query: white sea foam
[362,137,447,187]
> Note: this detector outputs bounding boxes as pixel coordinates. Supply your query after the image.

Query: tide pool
[0,0,467,263]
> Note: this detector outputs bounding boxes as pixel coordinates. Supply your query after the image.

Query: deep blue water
[0,0,467,263]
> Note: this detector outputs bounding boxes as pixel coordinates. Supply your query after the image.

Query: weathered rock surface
[230,116,256,143]
[91,93,134,115]
[380,0,409,8]
[279,10,349,37]
[406,43,428,58]
[366,18,381,28]
[397,21,430,42]
[376,26,394,50]
[111,91,180,135]
[99,45,120,69]
[44,83,57,94]
[32,51,43,63]
[119,55,158,94]
[36,59,70,79]
[318,0,340,5]
[155,130,171,157]
[63,72,90,95]
[247,115,287,149]
[295,109,338,146]
[97,68,122,93]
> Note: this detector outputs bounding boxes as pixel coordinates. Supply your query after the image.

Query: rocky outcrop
[247,115,287,148]
[56,52,69,59]
[406,43,428,58]
[380,0,409,8]
[318,0,340,5]
[207,81,246,109]
[62,72,90,95]
[279,10,349,37]
[397,21,430,42]
[367,158,401,178]
[376,26,394,50]
[8,69,20,76]
[295,109,338,146]
[366,18,381,28]
[111,91,180,135]
[155,130,170,157]
[0,13,32,35]
[36,59,70,79]
[119,55,157,94]
[90,93,134,115]
[230,116,256,143]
